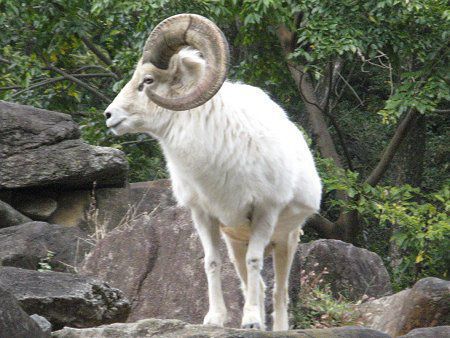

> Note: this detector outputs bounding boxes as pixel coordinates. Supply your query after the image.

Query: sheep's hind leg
[272,227,301,331]
[241,208,277,330]
[192,208,227,327]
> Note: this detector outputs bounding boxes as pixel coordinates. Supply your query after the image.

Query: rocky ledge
[53,318,391,338]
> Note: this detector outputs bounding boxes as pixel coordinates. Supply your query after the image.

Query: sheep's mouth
[108,118,125,129]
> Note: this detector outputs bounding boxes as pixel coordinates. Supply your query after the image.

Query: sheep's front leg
[242,208,277,330]
[191,208,227,327]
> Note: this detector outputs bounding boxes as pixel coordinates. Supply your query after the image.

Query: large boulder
[0,266,130,330]
[52,318,391,338]
[0,101,128,189]
[0,285,49,338]
[0,221,90,272]
[359,277,450,336]
[297,239,392,300]
[398,326,450,338]
[80,206,244,327]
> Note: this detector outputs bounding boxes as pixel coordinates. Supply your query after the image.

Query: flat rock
[52,318,390,337]
[0,285,49,338]
[0,139,128,189]
[398,326,450,338]
[0,101,128,189]
[0,266,130,330]
[359,277,450,336]
[298,239,392,300]
[0,221,90,272]
[0,100,79,158]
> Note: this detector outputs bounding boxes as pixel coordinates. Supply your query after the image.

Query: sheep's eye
[143,77,154,85]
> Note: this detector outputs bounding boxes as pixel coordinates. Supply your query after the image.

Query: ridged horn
[142,14,229,111]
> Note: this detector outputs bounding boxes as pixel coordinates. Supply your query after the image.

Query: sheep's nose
[104,111,112,119]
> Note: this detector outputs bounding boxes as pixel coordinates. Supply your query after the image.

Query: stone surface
[359,277,450,336]
[0,221,90,272]
[0,139,128,189]
[31,314,53,335]
[52,318,391,338]
[398,326,450,338]
[14,196,58,220]
[48,189,92,229]
[0,285,49,338]
[0,100,80,158]
[298,239,392,300]
[0,266,130,330]
[0,198,32,228]
[80,204,244,327]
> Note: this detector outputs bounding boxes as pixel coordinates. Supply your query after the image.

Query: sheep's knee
[204,258,221,274]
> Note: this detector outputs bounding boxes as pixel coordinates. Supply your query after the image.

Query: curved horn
[142,14,229,111]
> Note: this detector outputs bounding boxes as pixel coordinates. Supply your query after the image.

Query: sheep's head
[105,14,229,136]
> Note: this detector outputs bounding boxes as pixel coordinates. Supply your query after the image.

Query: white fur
[105,47,322,331]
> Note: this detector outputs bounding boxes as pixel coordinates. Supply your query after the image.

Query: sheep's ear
[168,49,205,87]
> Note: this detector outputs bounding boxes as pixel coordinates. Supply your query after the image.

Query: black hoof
[242,322,261,330]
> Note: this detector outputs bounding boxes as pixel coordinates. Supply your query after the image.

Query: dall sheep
[105,14,322,331]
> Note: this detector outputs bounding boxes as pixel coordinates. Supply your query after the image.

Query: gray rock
[0,139,128,189]
[359,277,450,336]
[0,100,80,158]
[0,198,32,228]
[0,221,90,272]
[0,285,49,338]
[31,314,52,335]
[14,196,58,220]
[52,318,391,337]
[298,239,392,300]
[398,326,450,338]
[0,266,130,330]
[80,206,244,327]
[0,101,128,189]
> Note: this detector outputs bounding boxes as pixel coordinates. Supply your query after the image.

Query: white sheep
[104,14,321,331]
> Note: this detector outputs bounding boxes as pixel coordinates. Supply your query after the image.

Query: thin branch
[338,72,364,106]
[0,85,22,91]
[365,109,418,186]
[10,73,114,97]
[80,36,121,77]
[324,111,354,171]
[0,56,12,65]
[73,65,118,78]
[46,64,112,103]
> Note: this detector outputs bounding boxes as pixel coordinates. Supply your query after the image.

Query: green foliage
[319,157,450,288]
[291,268,364,329]
[37,250,55,272]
